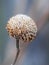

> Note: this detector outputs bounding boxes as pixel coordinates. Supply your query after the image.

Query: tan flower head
[6,14,37,42]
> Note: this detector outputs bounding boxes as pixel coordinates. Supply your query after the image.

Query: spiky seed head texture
[6,14,37,42]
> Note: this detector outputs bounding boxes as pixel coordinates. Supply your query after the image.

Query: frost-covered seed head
[6,14,37,42]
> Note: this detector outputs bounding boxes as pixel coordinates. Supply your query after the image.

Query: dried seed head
[6,14,37,42]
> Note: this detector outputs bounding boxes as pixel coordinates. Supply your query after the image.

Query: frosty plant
[6,14,37,65]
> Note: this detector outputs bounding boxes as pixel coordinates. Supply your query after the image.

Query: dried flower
[6,14,37,65]
[6,14,37,42]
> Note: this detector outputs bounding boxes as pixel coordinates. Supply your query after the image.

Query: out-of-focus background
[0,0,49,65]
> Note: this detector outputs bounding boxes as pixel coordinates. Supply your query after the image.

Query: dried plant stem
[11,37,20,65]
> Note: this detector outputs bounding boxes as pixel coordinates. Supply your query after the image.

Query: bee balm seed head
[6,14,37,42]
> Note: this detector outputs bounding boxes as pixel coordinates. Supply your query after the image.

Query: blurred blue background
[0,0,49,65]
